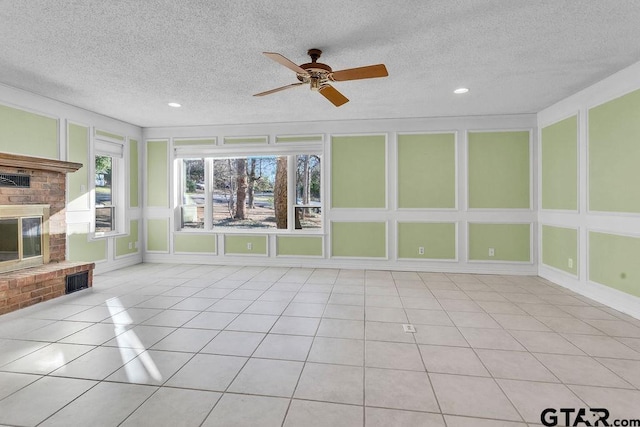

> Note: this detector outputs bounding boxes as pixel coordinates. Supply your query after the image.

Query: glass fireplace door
[0,218,19,261]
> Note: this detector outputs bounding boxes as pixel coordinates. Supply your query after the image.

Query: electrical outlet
[134,241,138,249]
[247,242,252,250]
[80,184,86,193]
[128,242,133,250]
[418,246,425,255]
[568,258,573,269]
[488,248,495,257]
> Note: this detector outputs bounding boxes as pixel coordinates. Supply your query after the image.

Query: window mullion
[205,158,213,230]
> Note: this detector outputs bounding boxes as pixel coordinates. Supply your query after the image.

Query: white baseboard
[539,265,640,320]
[93,254,143,275]
[142,253,538,276]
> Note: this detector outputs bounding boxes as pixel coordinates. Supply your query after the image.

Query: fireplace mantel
[0,152,82,174]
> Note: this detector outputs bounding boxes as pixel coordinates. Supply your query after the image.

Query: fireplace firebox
[0,204,50,273]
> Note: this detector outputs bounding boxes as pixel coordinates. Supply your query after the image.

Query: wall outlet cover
[247,242,252,250]
[488,248,495,257]
[418,246,425,255]
[568,258,573,268]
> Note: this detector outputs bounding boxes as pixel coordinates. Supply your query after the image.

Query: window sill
[91,231,127,240]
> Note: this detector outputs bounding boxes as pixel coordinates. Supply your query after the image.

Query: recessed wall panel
[588,89,640,213]
[468,223,530,262]
[398,222,456,259]
[542,225,578,275]
[541,116,578,210]
[398,133,456,208]
[468,131,530,209]
[331,135,386,208]
[331,222,386,258]
[146,140,169,208]
[0,104,58,159]
[589,232,640,297]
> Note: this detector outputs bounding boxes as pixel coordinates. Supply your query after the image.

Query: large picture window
[177,150,322,232]
[212,156,284,229]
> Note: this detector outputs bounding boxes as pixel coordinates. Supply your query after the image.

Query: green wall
[67,123,89,210]
[0,104,58,159]
[589,232,640,297]
[398,222,456,259]
[469,223,530,262]
[276,135,322,143]
[129,139,139,208]
[174,138,216,146]
[146,140,169,207]
[468,131,530,209]
[542,225,578,275]
[224,136,267,144]
[174,233,216,253]
[277,236,323,256]
[225,235,267,255]
[588,89,640,213]
[95,129,125,141]
[331,222,386,258]
[541,116,578,210]
[397,133,456,208]
[147,218,169,252]
[67,224,107,262]
[115,220,139,257]
[331,135,386,208]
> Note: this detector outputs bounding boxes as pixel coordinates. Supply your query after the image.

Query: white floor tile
[295,362,363,405]
[284,400,363,427]
[228,358,303,397]
[165,353,246,391]
[202,394,289,427]
[1,343,94,375]
[40,381,156,427]
[0,376,96,426]
[365,367,439,412]
[121,386,220,426]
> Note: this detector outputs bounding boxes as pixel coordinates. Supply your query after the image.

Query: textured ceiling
[1,1,640,127]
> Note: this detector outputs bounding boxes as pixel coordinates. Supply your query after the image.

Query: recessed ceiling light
[168,102,182,108]
[453,88,469,94]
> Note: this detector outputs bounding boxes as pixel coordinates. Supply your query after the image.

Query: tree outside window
[95,155,114,233]
[180,154,321,231]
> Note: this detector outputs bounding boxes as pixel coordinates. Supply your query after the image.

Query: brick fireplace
[0,152,95,315]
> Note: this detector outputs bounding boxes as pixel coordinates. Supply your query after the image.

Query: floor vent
[66,271,89,294]
[0,173,30,187]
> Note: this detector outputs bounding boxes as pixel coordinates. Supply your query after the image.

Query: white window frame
[92,137,126,238]
[174,144,323,233]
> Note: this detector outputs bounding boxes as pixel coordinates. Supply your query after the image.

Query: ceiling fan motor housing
[296,49,332,90]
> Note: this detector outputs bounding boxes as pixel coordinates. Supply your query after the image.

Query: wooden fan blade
[263,52,308,75]
[330,64,388,81]
[253,82,304,97]
[319,85,349,107]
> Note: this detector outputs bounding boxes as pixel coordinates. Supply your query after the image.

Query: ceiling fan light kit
[254,49,388,107]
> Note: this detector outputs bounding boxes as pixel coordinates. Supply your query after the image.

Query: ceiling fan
[253,49,388,107]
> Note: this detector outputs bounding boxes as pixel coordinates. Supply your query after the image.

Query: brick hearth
[0,262,94,315]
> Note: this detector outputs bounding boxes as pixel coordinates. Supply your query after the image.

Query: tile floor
[1,263,640,426]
